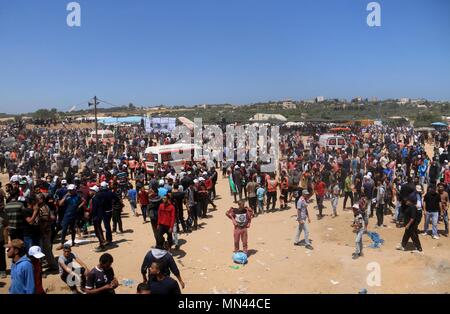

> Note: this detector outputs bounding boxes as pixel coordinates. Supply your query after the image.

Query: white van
[89,130,115,145]
[143,143,202,173]
[318,134,347,150]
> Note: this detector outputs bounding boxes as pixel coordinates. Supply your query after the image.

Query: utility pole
[88,96,100,155]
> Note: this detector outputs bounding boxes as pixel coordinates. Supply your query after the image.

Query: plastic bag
[233,252,248,264]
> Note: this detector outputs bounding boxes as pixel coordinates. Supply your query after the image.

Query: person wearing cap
[294,190,313,250]
[397,192,422,252]
[56,184,85,250]
[88,185,106,251]
[158,179,168,198]
[6,239,35,294]
[351,204,365,259]
[54,179,68,229]
[28,246,46,294]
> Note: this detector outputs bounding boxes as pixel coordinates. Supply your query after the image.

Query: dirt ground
[1,144,449,294]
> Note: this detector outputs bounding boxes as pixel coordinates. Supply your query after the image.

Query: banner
[145,117,176,133]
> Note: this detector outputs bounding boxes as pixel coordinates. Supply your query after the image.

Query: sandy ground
[1,144,450,294]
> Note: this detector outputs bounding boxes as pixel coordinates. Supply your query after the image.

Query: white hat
[193,179,199,184]
[67,184,76,191]
[90,186,99,193]
[159,179,165,186]
[100,181,108,188]
[241,163,245,167]
[199,177,205,181]
[28,246,45,259]
[367,172,372,177]
[202,172,208,176]
[352,204,360,210]
[61,179,67,185]
[234,165,240,169]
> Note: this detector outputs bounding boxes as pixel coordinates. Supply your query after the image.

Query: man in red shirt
[314,177,327,219]
[138,187,150,223]
[157,195,176,249]
[226,200,253,254]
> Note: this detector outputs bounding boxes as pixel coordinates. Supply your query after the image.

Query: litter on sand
[367,232,385,248]
[229,265,240,270]
[330,280,339,285]
[64,239,90,246]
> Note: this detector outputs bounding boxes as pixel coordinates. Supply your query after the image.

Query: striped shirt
[5,201,24,229]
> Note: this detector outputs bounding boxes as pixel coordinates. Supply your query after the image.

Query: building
[352,97,363,103]
[281,100,296,109]
[315,96,325,103]
[397,98,410,105]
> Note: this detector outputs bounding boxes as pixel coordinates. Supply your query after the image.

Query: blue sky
[0,0,449,113]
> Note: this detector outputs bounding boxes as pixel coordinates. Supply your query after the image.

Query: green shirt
[344,176,353,192]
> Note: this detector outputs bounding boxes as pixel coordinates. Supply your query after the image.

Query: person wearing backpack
[226,200,253,255]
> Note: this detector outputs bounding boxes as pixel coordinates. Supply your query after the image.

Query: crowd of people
[0,119,449,293]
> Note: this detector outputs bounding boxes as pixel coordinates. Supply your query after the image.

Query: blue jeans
[23,235,39,252]
[129,201,136,215]
[257,199,264,213]
[443,210,449,233]
[355,229,364,255]
[424,211,439,236]
[331,196,338,216]
[294,221,310,245]
[394,201,401,221]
